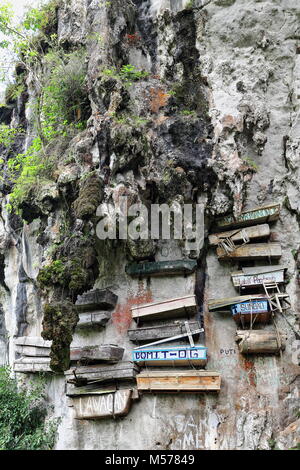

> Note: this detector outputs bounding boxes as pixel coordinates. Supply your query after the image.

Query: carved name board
[131,295,198,322]
[215,204,280,230]
[231,266,286,288]
[125,260,197,277]
[231,300,271,324]
[133,346,207,366]
[72,389,132,419]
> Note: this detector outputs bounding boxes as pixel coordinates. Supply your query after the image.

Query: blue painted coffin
[231,299,271,324]
[132,346,207,366]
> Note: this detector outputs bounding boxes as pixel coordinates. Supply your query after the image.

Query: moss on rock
[42,301,79,373]
[72,173,103,220]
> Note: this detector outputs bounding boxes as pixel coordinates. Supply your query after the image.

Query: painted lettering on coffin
[133,346,207,362]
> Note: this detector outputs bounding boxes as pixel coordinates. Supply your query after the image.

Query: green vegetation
[0,366,58,450]
[102,64,149,85]
[0,124,21,149]
[242,156,258,171]
[180,109,197,117]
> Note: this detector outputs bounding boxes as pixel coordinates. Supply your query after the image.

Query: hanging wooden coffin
[131,295,198,322]
[72,389,132,420]
[132,346,207,366]
[125,259,197,277]
[235,330,285,354]
[75,288,118,312]
[76,312,111,329]
[128,320,202,343]
[14,336,51,357]
[65,361,139,385]
[70,345,124,363]
[231,299,271,324]
[208,294,266,312]
[231,266,286,289]
[216,243,282,260]
[215,203,280,230]
[14,357,52,373]
[136,370,221,392]
[209,224,270,246]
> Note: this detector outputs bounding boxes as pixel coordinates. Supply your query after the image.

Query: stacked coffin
[14,336,52,373]
[125,261,221,392]
[208,203,287,354]
[75,288,118,329]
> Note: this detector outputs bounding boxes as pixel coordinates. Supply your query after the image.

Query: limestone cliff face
[0,0,299,450]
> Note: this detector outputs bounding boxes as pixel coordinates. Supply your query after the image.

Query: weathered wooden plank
[125,260,197,277]
[15,345,50,357]
[131,295,198,322]
[65,361,139,384]
[209,224,270,246]
[76,311,111,329]
[72,389,132,420]
[75,289,118,312]
[208,294,266,312]
[136,371,221,392]
[216,243,282,260]
[128,320,202,343]
[235,330,285,354]
[231,266,286,288]
[70,345,124,363]
[66,383,117,397]
[133,346,207,366]
[14,336,51,348]
[215,203,280,230]
[14,357,52,373]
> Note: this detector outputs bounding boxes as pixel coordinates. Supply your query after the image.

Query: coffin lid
[208,294,267,310]
[231,266,287,276]
[131,294,197,311]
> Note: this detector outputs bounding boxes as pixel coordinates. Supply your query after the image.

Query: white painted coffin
[231,266,286,289]
[72,389,132,419]
[131,295,198,322]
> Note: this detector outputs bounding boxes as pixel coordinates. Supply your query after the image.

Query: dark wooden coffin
[125,260,197,277]
[65,361,139,385]
[75,288,118,312]
[235,330,285,354]
[128,320,202,343]
[70,345,124,363]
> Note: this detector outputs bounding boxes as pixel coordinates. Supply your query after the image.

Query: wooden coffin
[65,361,139,385]
[231,266,286,289]
[14,357,52,373]
[231,299,271,324]
[75,289,118,312]
[128,320,202,343]
[66,383,117,397]
[131,295,198,322]
[133,346,207,366]
[70,345,124,363]
[72,389,132,420]
[125,260,197,277]
[15,336,51,357]
[235,330,285,354]
[216,243,282,260]
[208,294,266,312]
[215,203,280,230]
[209,224,270,246]
[136,370,221,392]
[76,311,111,329]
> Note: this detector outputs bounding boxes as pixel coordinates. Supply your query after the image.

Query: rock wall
[0,0,299,450]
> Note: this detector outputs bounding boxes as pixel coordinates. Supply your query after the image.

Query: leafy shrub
[0,366,58,450]
[102,64,149,84]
